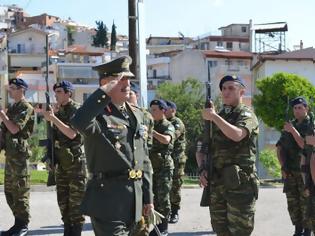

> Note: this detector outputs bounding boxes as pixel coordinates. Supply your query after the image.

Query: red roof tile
[203,50,252,59]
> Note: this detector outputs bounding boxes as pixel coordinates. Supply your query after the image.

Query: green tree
[156,78,205,172]
[93,21,109,48]
[259,149,281,178]
[29,120,46,163]
[253,72,315,131]
[66,25,76,46]
[110,20,117,51]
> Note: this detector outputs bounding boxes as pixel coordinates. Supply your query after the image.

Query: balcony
[147,76,171,80]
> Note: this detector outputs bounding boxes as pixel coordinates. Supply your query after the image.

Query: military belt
[90,169,143,181]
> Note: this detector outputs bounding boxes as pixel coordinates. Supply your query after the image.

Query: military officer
[149,99,175,236]
[41,80,86,236]
[164,100,186,224]
[71,56,154,236]
[200,75,259,236]
[1,78,34,236]
[277,96,312,236]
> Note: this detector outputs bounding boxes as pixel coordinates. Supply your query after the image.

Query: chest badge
[115,141,121,150]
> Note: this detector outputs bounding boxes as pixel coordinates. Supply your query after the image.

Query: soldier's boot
[63,224,71,236]
[303,228,312,236]
[70,224,83,236]
[11,218,28,236]
[168,208,179,224]
[293,225,303,236]
[159,218,168,236]
[1,218,19,236]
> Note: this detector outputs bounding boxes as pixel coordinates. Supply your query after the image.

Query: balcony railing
[147,76,171,80]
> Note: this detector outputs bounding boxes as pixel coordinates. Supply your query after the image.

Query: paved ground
[0,186,294,236]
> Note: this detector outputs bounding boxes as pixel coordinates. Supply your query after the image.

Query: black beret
[53,80,74,92]
[166,100,177,110]
[219,75,245,91]
[150,99,168,110]
[290,96,307,107]
[9,78,28,89]
[93,55,134,79]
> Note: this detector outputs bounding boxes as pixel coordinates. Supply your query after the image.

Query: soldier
[200,75,259,236]
[41,80,86,236]
[277,96,312,236]
[164,100,186,224]
[128,86,154,236]
[149,99,175,236]
[71,56,154,236]
[1,78,34,236]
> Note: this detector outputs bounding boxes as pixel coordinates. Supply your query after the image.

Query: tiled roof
[66,45,108,55]
[203,50,252,59]
[207,35,249,43]
[252,47,315,69]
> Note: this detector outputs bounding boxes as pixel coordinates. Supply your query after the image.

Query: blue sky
[2,0,315,49]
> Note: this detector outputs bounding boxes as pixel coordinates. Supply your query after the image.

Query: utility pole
[128,0,137,79]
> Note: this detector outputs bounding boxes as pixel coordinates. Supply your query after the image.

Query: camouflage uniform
[2,99,34,225]
[150,118,174,220]
[132,107,154,236]
[53,99,86,229]
[205,104,259,236]
[168,116,186,214]
[277,116,312,232]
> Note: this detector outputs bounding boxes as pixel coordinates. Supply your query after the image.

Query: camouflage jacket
[277,115,313,171]
[151,118,175,155]
[2,99,34,157]
[207,103,259,170]
[54,99,83,149]
[139,107,154,151]
[168,116,186,156]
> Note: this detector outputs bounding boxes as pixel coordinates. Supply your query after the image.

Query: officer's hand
[199,170,208,187]
[100,74,123,97]
[283,122,294,133]
[143,203,154,216]
[306,135,315,146]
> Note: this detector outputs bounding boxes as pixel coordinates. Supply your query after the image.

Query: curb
[0,185,55,192]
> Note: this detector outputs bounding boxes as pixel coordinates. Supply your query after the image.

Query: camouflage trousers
[284,171,310,228]
[153,166,173,219]
[4,153,30,224]
[56,158,86,225]
[307,195,315,231]
[209,179,257,236]
[170,153,186,210]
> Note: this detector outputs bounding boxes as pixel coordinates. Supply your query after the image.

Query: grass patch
[183,175,199,185]
[0,169,48,185]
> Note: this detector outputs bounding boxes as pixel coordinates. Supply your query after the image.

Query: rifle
[280,96,290,193]
[200,80,213,207]
[40,34,56,186]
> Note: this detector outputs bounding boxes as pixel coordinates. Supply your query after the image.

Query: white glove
[147,209,164,225]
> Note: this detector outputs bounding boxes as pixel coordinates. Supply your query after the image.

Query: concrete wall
[170,50,207,84]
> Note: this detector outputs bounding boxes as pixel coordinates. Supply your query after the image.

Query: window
[226,42,233,50]
[153,69,157,78]
[217,41,223,47]
[241,26,247,33]
[201,42,209,50]
[208,61,218,67]
[237,60,244,66]
[225,60,232,66]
